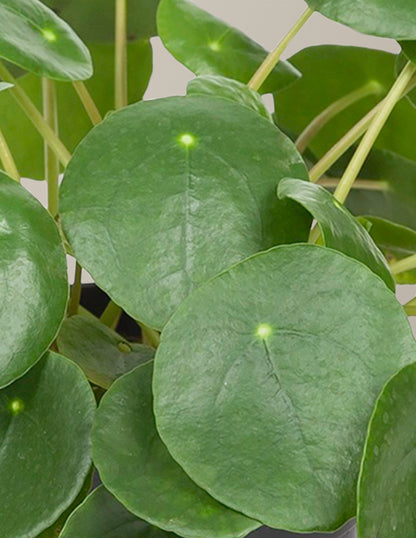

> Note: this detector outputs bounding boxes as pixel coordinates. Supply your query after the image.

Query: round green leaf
[357,362,416,537]
[60,95,310,330]
[60,486,178,538]
[153,244,416,533]
[0,0,92,81]
[57,315,155,389]
[187,75,272,122]
[45,0,160,41]
[0,352,96,538]
[306,0,416,40]
[93,361,260,537]
[276,46,416,163]
[0,173,68,387]
[157,0,300,94]
[278,178,395,290]
[0,40,152,180]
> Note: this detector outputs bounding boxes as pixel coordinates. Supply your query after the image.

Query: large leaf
[0,40,152,180]
[0,352,95,538]
[93,361,260,537]
[0,173,68,388]
[153,244,416,533]
[0,0,92,80]
[276,46,416,163]
[60,486,178,538]
[306,0,416,40]
[45,0,160,41]
[157,0,300,94]
[278,178,394,290]
[357,362,416,537]
[57,315,154,389]
[60,95,310,330]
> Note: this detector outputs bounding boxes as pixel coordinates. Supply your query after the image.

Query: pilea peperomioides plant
[2,0,416,537]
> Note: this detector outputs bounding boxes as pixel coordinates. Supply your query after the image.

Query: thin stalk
[390,253,416,276]
[0,61,71,167]
[115,0,128,109]
[67,263,82,317]
[334,61,416,203]
[295,81,383,154]
[404,297,416,317]
[100,301,122,330]
[248,7,313,92]
[140,323,161,348]
[0,128,20,182]
[318,178,389,192]
[42,78,60,218]
[72,81,102,125]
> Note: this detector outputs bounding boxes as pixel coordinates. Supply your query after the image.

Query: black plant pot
[80,285,357,538]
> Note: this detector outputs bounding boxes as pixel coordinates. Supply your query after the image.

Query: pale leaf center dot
[256,323,273,339]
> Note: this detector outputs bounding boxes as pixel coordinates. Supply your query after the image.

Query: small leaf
[57,315,154,389]
[153,244,416,532]
[0,0,92,81]
[187,75,272,121]
[306,0,416,40]
[278,178,395,290]
[93,361,260,537]
[60,95,310,330]
[60,486,179,538]
[0,352,96,538]
[0,173,68,388]
[357,362,416,537]
[157,0,300,94]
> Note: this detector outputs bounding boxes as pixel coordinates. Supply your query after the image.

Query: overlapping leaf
[60,95,310,330]
[0,173,68,387]
[153,244,416,532]
[157,0,300,94]
[0,352,95,538]
[93,361,260,537]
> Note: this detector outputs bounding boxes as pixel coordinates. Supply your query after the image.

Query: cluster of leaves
[2,0,416,537]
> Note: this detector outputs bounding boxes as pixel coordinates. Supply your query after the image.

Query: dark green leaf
[93,362,260,537]
[357,362,416,537]
[60,95,310,330]
[57,315,154,389]
[306,0,416,40]
[157,0,300,94]
[278,178,395,290]
[187,75,272,121]
[0,0,92,80]
[0,173,68,388]
[0,40,152,180]
[153,244,416,532]
[60,486,179,538]
[276,46,416,163]
[0,352,95,538]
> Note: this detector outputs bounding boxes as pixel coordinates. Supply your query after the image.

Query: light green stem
[318,178,389,192]
[140,323,161,348]
[390,253,416,276]
[100,301,122,329]
[296,81,383,154]
[72,81,102,125]
[248,7,314,92]
[115,0,128,109]
[404,297,416,317]
[0,61,71,167]
[334,61,416,203]
[42,78,60,218]
[0,128,20,182]
[68,262,82,317]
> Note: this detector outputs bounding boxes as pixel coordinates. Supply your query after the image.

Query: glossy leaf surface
[0,0,92,80]
[278,178,394,290]
[276,46,416,163]
[57,315,154,389]
[0,173,68,387]
[0,352,95,538]
[157,0,300,94]
[60,486,178,538]
[357,363,416,537]
[187,75,272,121]
[153,244,416,532]
[0,40,152,180]
[93,361,260,537]
[307,0,416,40]
[60,95,310,330]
